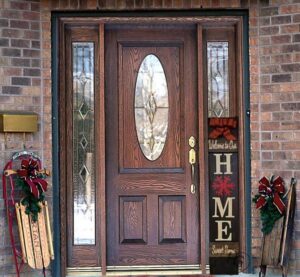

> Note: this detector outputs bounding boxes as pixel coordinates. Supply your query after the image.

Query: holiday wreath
[253,175,286,234]
[14,158,49,222]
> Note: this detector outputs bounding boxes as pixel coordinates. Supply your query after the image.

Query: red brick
[23,49,40,58]
[272,74,291,83]
[280,24,300,34]
[11,58,30,67]
[261,122,281,131]
[260,26,279,36]
[22,11,40,21]
[2,86,21,95]
[2,48,21,57]
[11,39,30,48]
[282,102,300,111]
[261,132,271,140]
[273,151,287,159]
[1,28,22,38]
[260,17,270,26]
[0,38,9,47]
[261,7,278,16]
[271,54,292,64]
[262,161,281,169]
[293,14,300,22]
[11,77,31,86]
[281,63,300,72]
[280,4,300,14]
[271,34,291,44]
[30,21,40,30]
[282,141,300,150]
[24,30,40,40]
[273,112,293,121]
[261,64,280,74]
[261,141,280,150]
[31,2,40,12]
[10,1,30,10]
[271,15,291,25]
[10,20,30,29]
[32,59,41,67]
[261,103,280,112]
[23,68,41,77]
[0,19,9,27]
[262,151,272,160]
[2,68,22,76]
[0,10,21,18]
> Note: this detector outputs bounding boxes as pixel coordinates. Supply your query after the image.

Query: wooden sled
[2,151,54,277]
[259,178,296,277]
[15,201,54,269]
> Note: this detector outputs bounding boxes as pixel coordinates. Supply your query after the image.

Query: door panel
[105,25,199,266]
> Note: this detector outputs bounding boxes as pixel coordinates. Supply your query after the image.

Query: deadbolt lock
[189,136,196,148]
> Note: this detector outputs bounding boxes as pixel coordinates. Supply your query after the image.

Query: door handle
[189,136,196,194]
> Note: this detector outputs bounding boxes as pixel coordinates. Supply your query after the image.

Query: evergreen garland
[252,175,286,235]
[15,177,46,222]
[252,194,282,234]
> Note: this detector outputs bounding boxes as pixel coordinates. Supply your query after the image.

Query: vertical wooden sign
[208,118,240,274]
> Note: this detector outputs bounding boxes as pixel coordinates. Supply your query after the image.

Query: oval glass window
[134,54,169,161]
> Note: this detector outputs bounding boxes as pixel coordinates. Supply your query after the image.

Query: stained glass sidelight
[134,54,169,161]
[207,42,229,117]
[72,42,95,245]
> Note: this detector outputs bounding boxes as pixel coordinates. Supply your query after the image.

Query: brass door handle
[189,136,196,194]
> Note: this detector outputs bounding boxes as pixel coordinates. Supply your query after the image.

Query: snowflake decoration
[212,176,235,197]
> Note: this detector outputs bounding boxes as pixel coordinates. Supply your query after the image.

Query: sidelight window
[72,42,96,245]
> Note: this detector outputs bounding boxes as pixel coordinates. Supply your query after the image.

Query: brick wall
[250,1,300,274]
[0,0,300,276]
[0,0,49,276]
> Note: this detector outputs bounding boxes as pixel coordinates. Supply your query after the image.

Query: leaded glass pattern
[134,54,169,161]
[207,42,229,117]
[72,42,95,245]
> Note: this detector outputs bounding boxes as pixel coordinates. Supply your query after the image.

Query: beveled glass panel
[72,42,95,245]
[207,42,229,117]
[134,54,169,161]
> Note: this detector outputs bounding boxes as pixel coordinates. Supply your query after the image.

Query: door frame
[52,11,251,277]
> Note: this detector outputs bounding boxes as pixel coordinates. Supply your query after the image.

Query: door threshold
[67,265,210,276]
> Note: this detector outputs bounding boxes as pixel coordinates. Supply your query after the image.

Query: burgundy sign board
[208,118,239,274]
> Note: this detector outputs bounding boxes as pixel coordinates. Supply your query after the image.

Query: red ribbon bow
[256,176,285,214]
[17,158,48,199]
[208,118,237,141]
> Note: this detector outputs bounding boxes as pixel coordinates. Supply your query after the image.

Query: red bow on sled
[256,176,285,214]
[208,118,237,141]
[17,158,48,199]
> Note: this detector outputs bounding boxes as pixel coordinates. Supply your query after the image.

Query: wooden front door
[105,25,199,266]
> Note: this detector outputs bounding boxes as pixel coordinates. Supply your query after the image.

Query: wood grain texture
[197,24,208,273]
[57,17,245,272]
[106,24,199,266]
[121,45,181,170]
[63,25,101,268]
[236,18,247,270]
[120,196,147,243]
[59,20,67,277]
[159,196,186,243]
[98,23,107,275]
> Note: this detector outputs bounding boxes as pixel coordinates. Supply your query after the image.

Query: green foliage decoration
[15,177,46,222]
[252,194,283,234]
